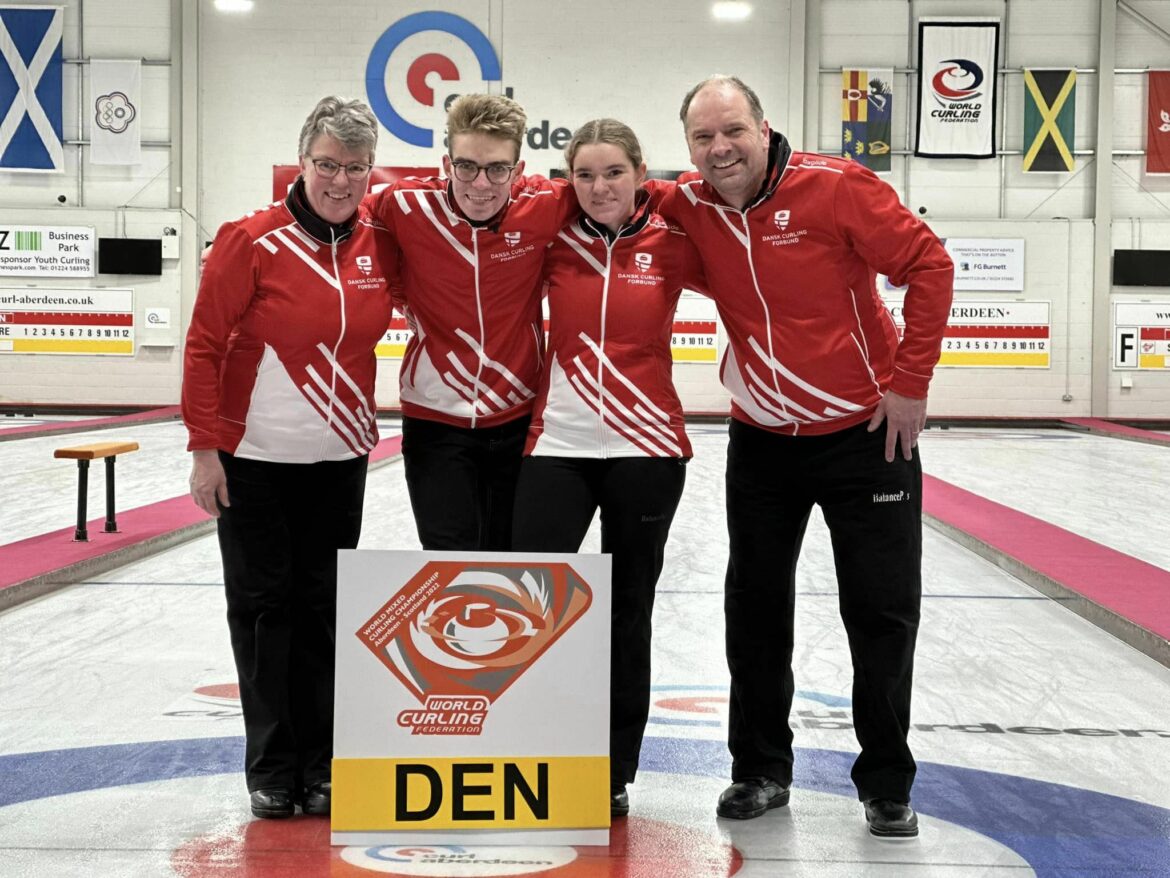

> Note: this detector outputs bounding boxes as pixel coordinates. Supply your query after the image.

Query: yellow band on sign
[332,756,610,831]
[1139,354,1167,369]
[938,352,1049,367]
[671,347,718,362]
[13,339,133,354]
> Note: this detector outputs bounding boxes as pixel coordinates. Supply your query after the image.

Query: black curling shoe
[302,781,332,816]
[864,798,919,838]
[250,788,295,819]
[610,785,629,817]
[715,777,791,819]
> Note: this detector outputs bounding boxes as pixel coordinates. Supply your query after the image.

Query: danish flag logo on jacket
[774,210,791,230]
[355,255,373,275]
[634,252,653,272]
[505,231,522,246]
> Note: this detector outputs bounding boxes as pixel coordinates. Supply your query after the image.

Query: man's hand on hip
[866,390,927,463]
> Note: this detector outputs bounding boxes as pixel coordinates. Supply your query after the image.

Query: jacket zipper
[597,240,614,456]
[470,227,484,429]
[738,205,792,430]
[322,229,346,456]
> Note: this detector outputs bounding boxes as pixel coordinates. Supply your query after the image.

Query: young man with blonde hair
[369,94,576,550]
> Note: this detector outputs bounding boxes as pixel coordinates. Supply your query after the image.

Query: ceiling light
[712,2,752,21]
[214,0,254,12]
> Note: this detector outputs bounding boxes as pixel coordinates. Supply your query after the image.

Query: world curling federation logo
[365,11,502,148]
[929,58,986,124]
[356,561,591,735]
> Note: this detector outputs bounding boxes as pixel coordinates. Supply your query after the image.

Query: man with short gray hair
[654,74,953,838]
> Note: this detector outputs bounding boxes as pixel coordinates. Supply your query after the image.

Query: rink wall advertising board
[375,314,412,359]
[0,225,95,278]
[885,298,1050,367]
[0,288,133,355]
[333,551,612,847]
[880,238,1025,293]
[1114,302,1170,369]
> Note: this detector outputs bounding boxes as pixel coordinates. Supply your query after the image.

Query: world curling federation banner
[842,68,893,173]
[915,19,1000,159]
[333,550,612,847]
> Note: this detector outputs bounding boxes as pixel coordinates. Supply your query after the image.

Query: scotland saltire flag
[0,5,64,172]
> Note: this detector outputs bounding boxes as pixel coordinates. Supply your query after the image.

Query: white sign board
[333,550,611,847]
[0,288,133,355]
[878,238,1026,293]
[1114,302,1170,369]
[0,226,96,277]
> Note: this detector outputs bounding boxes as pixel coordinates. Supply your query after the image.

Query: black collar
[285,176,357,244]
[744,131,791,210]
[576,189,653,243]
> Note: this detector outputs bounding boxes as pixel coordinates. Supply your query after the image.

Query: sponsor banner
[885,298,1050,367]
[90,59,141,165]
[0,224,95,277]
[334,550,611,846]
[947,237,1025,290]
[376,313,413,359]
[0,287,133,354]
[271,165,438,201]
[880,238,1024,292]
[0,5,63,172]
[915,19,1000,159]
[1114,302,1170,369]
[1023,69,1076,172]
[1147,70,1170,175]
[841,68,893,173]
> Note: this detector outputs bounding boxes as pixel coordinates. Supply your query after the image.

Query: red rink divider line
[1060,417,1170,447]
[923,474,1170,665]
[0,436,403,610]
[0,405,182,441]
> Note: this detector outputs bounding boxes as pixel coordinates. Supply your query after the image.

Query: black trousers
[512,455,688,787]
[401,414,529,550]
[724,419,921,803]
[216,451,367,793]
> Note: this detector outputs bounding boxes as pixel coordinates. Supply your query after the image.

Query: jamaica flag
[1023,69,1076,172]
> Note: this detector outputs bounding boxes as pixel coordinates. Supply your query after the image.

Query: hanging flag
[915,19,1000,159]
[842,68,893,173]
[90,60,141,165]
[0,5,64,172]
[1022,69,1076,172]
[1147,70,1170,175]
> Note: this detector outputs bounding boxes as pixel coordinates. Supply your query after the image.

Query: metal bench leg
[74,459,90,542]
[104,456,120,533]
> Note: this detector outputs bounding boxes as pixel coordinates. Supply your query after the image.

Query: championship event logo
[356,561,591,735]
[365,11,501,148]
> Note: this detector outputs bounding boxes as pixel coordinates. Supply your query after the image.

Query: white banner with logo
[915,19,1000,158]
[90,59,141,165]
[879,238,1024,292]
[0,224,95,277]
[1114,302,1170,370]
[0,287,133,354]
[333,550,611,847]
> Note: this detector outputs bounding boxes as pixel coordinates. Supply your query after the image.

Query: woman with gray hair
[182,96,398,819]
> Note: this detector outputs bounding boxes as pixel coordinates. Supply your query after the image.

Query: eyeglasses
[449,160,516,184]
[309,157,373,181]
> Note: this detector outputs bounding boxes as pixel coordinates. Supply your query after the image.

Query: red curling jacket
[367,175,577,429]
[651,132,953,436]
[183,181,397,462]
[525,195,706,459]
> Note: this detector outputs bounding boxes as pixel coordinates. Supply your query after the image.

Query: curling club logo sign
[356,561,591,735]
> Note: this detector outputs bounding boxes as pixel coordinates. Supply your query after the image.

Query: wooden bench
[54,441,140,541]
